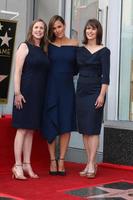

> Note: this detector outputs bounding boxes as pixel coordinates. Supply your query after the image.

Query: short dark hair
[48,15,65,42]
[82,18,103,45]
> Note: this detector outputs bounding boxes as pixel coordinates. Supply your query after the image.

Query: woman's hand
[14,93,26,109]
[95,94,104,109]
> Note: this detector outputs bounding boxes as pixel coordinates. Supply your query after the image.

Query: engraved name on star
[0,32,12,47]
[0,23,3,31]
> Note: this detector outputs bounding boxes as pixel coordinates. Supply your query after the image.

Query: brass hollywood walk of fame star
[87,187,133,199]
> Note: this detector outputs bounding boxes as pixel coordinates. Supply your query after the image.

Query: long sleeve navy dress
[12,42,49,129]
[42,43,77,143]
[76,46,110,135]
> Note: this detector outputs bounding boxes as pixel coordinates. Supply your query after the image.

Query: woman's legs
[14,129,27,165]
[47,133,70,173]
[48,140,57,172]
[83,134,90,164]
[80,134,99,177]
[58,132,70,172]
[84,134,99,178]
[13,129,27,179]
[23,130,34,163]
[79,134,90,175]
[22,130,38,178]
[87,135,99,171]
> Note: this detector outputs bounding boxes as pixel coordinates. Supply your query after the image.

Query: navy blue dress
[76,46,110,135]
[12,42,49,129]
[42,43,77,143]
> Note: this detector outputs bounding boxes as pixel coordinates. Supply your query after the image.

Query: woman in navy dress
[42,15,78,175]
[76,19,110,178]
[12,19,49,180]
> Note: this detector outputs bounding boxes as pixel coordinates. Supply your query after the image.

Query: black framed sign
[0,19,17,103]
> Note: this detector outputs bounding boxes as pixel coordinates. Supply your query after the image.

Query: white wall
[107,0,121,120]
[0,0,33,115]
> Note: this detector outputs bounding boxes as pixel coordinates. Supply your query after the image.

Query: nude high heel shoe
[79,163,90,176]
[12,165,27,180]
[23,163,39,178]
[86,164,97,179]
[79,167,89,176]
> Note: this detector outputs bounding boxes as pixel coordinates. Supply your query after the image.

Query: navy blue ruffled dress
[12,42,49,129]
[42,43,77,143]
[76,46,110,135]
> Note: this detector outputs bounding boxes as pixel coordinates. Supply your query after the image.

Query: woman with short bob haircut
[83,18,103,45]
[76,18,110,179]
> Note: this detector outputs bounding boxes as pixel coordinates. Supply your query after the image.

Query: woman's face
[52,20,65,39]
[32,21,45,40]
[86,25,97,41]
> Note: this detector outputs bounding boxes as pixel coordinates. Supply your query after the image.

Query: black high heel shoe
[49,159,58,175]
[57,158,66,176]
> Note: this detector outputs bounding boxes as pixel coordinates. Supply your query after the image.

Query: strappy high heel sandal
[86,164,97,179]
[49,159,58,175]
[58,158,66,176]
[79,165,89,176]
[12,164,27,180]
[23,163,39,178]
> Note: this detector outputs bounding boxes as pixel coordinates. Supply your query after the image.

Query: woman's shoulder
[18,42,28,50]
[66,38,79,46]
[95,45,110,55]
[17,42,29,55]
[70,38,79,46]
[101,46,111,55]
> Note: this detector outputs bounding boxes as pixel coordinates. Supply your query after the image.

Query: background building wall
[0,0,33,115]
[0,0,122,163]
[35,0,60,24]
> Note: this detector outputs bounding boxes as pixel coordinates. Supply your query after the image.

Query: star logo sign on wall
[0,20,17,102]
[0,32,12,47]
[0,22,3,31]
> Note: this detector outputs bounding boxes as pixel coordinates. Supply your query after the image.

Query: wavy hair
[26,18,48,52]
[48,15,65,42]
[82,18,103,45]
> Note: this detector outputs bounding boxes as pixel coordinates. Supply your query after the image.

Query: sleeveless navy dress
[12,42,49,129]
[42,43,77,143]
[76,46,110,135]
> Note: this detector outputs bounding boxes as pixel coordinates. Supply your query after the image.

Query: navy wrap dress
[12,42,49,129]
[76,46,110,135]
[42,43,77,143]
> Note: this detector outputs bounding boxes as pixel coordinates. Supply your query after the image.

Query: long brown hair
[82,18,103,45]
[26,18,48,52]
[48,15,65,42]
